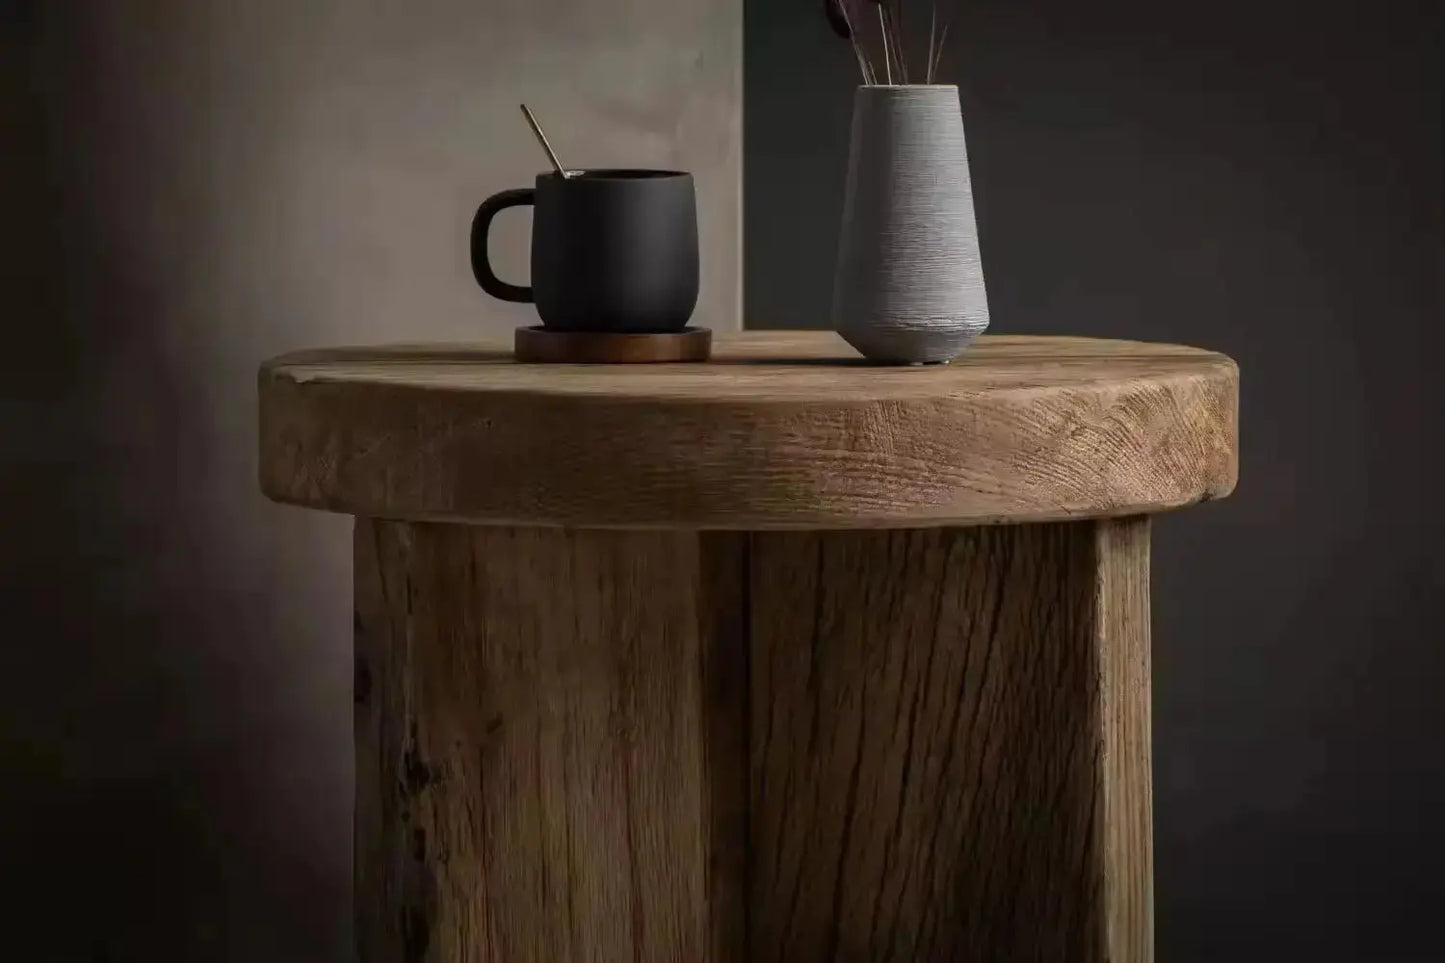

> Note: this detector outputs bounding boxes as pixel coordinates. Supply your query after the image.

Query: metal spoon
[519,104,574,178]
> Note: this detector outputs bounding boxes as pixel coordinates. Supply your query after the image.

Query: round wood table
[258,331,1238,963]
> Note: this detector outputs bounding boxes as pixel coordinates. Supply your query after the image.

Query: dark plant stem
[926,3,937,83]
[825,0,851,38]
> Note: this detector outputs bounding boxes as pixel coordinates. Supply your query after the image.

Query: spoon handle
[519,104,571,178]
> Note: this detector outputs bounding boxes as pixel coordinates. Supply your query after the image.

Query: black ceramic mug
[471,169,699,333]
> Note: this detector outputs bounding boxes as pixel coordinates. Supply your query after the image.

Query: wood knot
[354,656,372,706]
[401,905,432,963]
[401,748,437,797]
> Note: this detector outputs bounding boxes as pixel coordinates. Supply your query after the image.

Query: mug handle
[470,188,535,303]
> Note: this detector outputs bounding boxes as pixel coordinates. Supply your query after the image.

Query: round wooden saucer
[514,326,712,364]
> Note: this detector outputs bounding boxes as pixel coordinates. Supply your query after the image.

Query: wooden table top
[259,331,1238,529]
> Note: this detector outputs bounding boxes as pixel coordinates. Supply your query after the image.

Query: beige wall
[0,1,738,958]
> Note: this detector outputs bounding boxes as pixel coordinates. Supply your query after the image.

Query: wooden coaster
[514,326,712,364]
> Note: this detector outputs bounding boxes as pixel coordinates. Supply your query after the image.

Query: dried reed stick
[827,0,951,87]
[926,5,937,83]
[889,0,908,83]
[826,0,876,84]
[876,4,892,84]
[929,18,952,83]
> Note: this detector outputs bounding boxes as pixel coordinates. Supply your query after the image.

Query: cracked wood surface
[260,331,1237,529]
[748,519,1151,961]
[354,517,1154,962]
[320,334,1203,960]
[353,521,747,963]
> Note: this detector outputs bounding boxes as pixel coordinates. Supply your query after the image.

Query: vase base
[837,319,987,366]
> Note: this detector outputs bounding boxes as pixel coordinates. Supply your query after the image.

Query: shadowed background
[747,0,1443,960]
[1,0,737,958]
[2,0,1441,959]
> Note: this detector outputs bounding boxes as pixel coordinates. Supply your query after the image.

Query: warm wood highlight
[352,520,746,963]
[352,516,1154,962]
[748,520,1152,962]
[260,331,1238,529]
[1097,517,1154,962]
[513,325,713,363]
[260,332,1226,961]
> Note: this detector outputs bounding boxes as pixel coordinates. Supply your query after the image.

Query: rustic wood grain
[352,516,1156,961]
[259,331,1238,529]
[353,516,414,962]
[312,334,1205,960]
[351,520,747,962]
[748,519,1153,962]
[1097,517,1153,962]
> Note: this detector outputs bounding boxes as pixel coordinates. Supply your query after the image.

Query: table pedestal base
[353,518,1152,963]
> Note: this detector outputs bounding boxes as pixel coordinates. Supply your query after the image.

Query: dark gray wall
[747,0,1443,960]
[1,1,737,959]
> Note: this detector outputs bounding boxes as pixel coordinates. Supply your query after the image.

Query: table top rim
[258,330,1239,528]
[260,331,1237,404]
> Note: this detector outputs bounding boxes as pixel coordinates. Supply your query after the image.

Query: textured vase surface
[832,85,990,364]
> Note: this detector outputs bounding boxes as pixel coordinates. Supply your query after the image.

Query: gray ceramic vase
[832,84,990,365]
